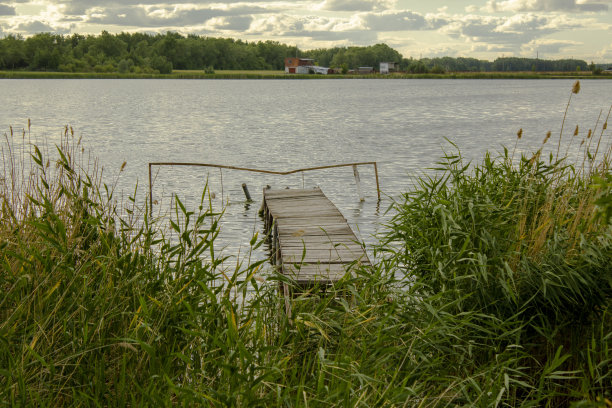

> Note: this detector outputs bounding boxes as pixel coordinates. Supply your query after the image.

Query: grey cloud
[363,11,448,31]
[86,5,269,28]
[15,20,72,34]
[63,0,272,15]
[523,39,582,53]
[488,0,608,12]
[0,4,15,15]
[301,29,378,43]
[447,14,581,45]
[212,16,253,31]
[321,0,390,12]
[471,44,515,52]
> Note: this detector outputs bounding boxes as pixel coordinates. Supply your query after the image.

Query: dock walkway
[262,188,370,291]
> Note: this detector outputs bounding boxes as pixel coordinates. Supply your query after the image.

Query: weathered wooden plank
[280,239,365,250]
[267,205,339,215]
[266,204,335,213]
[265,199,335,207]
[264,189,325,199]
[278,225,355,236]
[280,247,366,257]
[276,217,347,226]
[281,253,368,264]
[283,263,349,283]
[280,236,362,246]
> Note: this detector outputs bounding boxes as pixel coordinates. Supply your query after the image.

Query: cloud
[595,42,612,60]
[0,3,15,15]
[443,13,584,45]
[246,13,378,44]
[470,44,515,52]
[207,15,253,31]
[319,0,394,11]
[83,5,270,28]
[62,0,273,15]
[522,38,582,54]
[485,0,609,12]
[14,20,72,34]
[248,13,366,36]
[362,10,448,31]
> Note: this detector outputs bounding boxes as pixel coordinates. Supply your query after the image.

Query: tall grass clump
[381,81,611,406]
[0,125,432,406]
[0,125,284,405]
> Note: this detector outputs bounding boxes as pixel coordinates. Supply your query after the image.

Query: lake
[1,78,611,261]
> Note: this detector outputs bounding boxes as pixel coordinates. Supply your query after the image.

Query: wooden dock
[262,188,370,301]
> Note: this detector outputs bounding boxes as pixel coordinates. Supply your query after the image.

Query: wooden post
[373,162,381,201]
[148,163,153,217]
[353,165,365,202]
[241,183,252,201]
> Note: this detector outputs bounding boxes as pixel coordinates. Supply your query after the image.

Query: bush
[381,84,611,405]
[117,58,134,73]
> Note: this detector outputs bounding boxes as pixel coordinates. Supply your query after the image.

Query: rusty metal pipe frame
[148,161,381,213]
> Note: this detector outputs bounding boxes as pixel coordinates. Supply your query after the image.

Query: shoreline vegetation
[1,31,611,79]
[1,82,611,406]
[1,69,612,79]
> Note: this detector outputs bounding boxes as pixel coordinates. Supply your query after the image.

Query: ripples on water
[2,78,611,263]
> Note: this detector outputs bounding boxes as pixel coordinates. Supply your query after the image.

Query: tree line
[0,31,592,74]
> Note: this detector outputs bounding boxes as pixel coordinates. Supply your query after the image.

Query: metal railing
[148,161,380,212]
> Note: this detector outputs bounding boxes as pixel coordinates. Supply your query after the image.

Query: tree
[0,34,26,69]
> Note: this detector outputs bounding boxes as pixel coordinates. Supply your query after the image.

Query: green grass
[0,82,610,406]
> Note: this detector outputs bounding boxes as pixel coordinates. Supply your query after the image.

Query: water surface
[2,78,610,261]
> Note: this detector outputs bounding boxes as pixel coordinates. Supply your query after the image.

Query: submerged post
[353,165,365,202]
[373,162,381,201]
[242,183,252,201]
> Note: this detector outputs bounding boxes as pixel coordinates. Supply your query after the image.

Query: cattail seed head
[120,161,127,172]
[587,129,592,138]
[517,128,523,139]
[604,122,608,130]
[543,131,551,144]
[573,125,579,136]
[572,80,580,94]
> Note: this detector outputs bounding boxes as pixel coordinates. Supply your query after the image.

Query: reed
[381,81,611,406]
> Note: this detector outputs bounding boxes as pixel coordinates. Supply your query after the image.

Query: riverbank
[1,69,611,79]
[1,82,610,406]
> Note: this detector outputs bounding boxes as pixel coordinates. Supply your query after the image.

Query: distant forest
[0,31,593,74]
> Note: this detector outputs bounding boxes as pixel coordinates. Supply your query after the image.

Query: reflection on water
[1,78,610,263]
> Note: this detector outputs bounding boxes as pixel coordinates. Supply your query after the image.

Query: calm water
[2,79,611,261]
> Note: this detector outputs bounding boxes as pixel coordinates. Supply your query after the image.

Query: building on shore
[380,62,399,74]
[284,58,314,74]
[284,58,330,74]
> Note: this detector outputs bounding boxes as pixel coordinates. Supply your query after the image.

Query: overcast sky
[1,0,610,61]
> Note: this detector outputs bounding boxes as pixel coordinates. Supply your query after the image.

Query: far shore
[1,69,611,80]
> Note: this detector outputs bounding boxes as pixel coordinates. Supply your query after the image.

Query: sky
[0,0,611,62]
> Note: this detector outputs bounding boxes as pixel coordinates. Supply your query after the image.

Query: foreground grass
[0,82,610,406]
[1,69,611,79]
